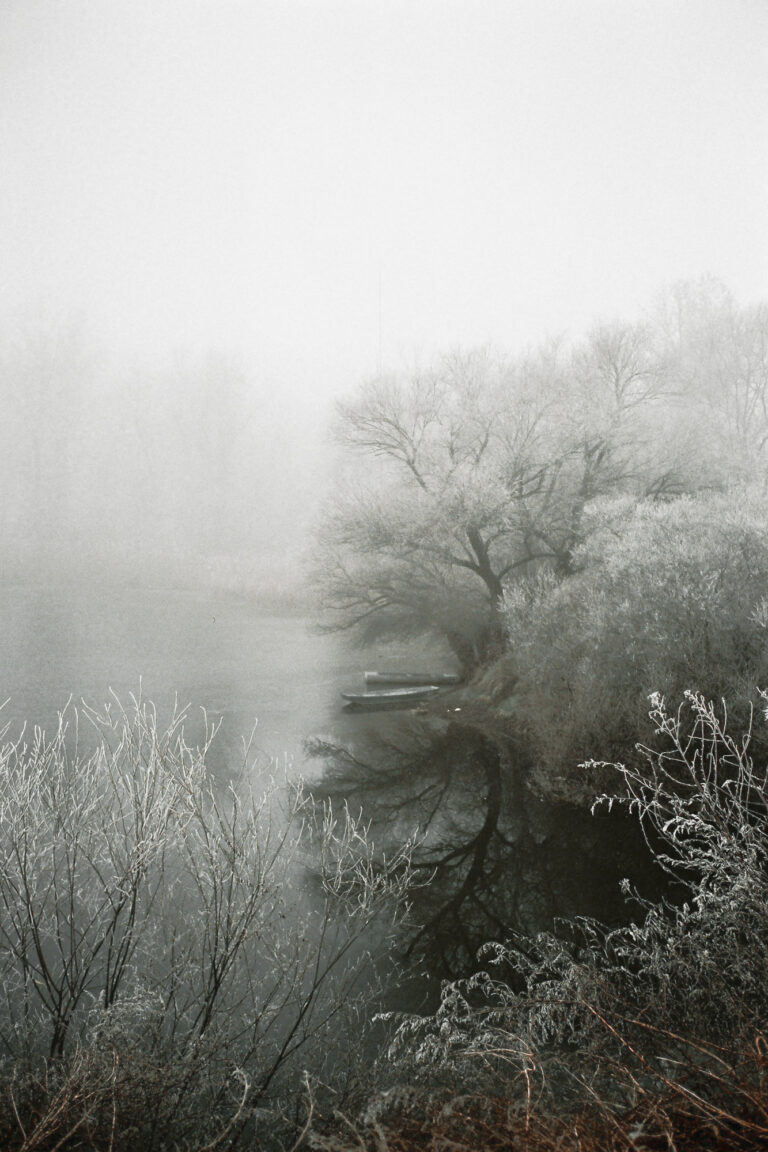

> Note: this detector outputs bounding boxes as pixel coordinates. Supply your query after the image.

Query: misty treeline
[0,324,320,596]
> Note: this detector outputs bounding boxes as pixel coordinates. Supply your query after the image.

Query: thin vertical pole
[377,261,382,376]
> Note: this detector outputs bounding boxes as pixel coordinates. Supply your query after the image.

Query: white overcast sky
[1,0,766,398]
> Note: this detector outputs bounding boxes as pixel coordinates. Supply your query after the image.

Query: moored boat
[341,685,442,709]
[363,671,461,686]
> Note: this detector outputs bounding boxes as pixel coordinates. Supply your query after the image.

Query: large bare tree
[315,338,682,670]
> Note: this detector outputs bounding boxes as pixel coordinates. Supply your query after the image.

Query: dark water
[312,719,667,979]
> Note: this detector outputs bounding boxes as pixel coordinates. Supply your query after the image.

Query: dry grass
[306,1041,768,1152]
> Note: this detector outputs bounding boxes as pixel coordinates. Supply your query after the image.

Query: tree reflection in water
[307,719,666,979]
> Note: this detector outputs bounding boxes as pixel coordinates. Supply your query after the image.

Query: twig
[285,1073,315,1152]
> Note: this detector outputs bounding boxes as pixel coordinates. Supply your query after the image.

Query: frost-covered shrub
[0,695,414,1150]
[505,488,768,793]
[387,693,768,1130]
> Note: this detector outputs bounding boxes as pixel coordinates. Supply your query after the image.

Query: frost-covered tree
[506,487,768,793]
[316,334,688,669]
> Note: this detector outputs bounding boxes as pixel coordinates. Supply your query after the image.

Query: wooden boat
[341,685,442,709]
[363,671,461,686]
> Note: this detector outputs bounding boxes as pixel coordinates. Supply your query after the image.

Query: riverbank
[308,688,768,1152]
[418,651,632,806]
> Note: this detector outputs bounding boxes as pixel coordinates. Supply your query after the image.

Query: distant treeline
[0,327,324,597]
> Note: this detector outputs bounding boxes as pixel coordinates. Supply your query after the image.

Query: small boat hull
[341,685,442,709]
[363,671,461,686]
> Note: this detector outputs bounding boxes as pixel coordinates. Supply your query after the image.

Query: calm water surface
[0,582,664,990]
[0,583,444,776]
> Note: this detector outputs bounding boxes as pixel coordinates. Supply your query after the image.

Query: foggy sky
[1,0,766,398]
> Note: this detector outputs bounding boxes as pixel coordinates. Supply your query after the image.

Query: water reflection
[0,583,668,988]
[308,718,667,978]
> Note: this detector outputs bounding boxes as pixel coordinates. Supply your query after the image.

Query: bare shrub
[0,694,414,1150]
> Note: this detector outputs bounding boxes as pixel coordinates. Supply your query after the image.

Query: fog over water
[0,582,454,780]
[1,0,766,732]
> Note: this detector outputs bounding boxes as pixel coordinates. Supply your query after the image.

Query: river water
[0,583,447,774]
[0,582,663,984]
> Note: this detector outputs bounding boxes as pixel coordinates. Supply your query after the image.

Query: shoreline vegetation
[1,689,767,1150]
